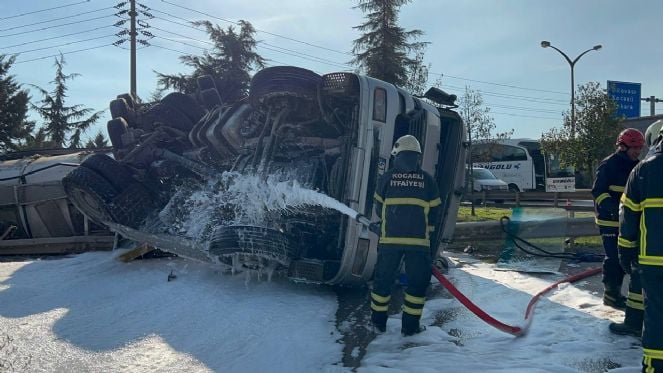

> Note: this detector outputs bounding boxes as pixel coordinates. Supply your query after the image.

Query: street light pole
[541,41,602,137]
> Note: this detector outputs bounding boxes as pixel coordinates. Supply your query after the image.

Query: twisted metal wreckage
[5,66,468,286]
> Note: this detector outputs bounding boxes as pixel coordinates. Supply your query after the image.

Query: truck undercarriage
[61,66,466,285]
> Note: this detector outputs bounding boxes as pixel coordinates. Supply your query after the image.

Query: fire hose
[353,213,603,337]
[431,265,602,337]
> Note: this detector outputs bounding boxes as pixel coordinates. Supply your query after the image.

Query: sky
[0,250,644,372]
[1,0,662,142]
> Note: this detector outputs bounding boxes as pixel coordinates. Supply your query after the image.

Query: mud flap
[105,222,216,265]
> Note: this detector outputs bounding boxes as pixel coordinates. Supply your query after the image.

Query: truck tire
[110,98,134,122]
[249,66,322,107]
[80,153,135,192]
[161,92,206,124]
[116,93,136,109]
[62,167,119,225]
[208,225,297,266]
[109,182,157,228]
[107,118,128,149]
[142,103,194,132]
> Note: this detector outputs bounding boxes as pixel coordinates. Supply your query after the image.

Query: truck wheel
[62,167,119,225]
[142,103,194,132]
[508,184,520,193]
[249,66,322,107]
[80,153,135,192]
[208,225,297,266]
[107,118,128,149]
[110,98,134,122]
[161,92,206,124]
[109,182,157,228]
[116,93,136,109]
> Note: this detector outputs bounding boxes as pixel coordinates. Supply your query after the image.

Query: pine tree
[31,54,103,148]
[351,0,428,89]
[0,54,34,153]
[155,20,265,104]
[84,131,108,148]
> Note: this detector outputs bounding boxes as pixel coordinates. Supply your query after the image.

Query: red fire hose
[431,265,602,337]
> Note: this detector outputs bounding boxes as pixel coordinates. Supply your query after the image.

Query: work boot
[603,287,626,310]
[371,312,387,333]
[609,322,642,338]
[401,325,426,336]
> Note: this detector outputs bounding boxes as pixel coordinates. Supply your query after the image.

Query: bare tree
[541,81,621,182]
[457,86,513,215]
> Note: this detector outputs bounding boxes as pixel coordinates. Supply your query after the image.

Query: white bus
[470,138,575,192]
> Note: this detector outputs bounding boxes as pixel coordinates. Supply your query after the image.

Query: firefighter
[592,128,644,309]
[617,137,663,372]
[644,120,663,159]
[369,135,441,336]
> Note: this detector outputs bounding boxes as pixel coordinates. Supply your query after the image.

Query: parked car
[469,167,509,192]
[464,167,508,203]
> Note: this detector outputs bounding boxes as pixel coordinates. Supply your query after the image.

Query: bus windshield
[546,153,575,177]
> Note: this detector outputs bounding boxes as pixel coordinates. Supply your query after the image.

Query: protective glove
[368,222,381,236]
[619,249,638,274]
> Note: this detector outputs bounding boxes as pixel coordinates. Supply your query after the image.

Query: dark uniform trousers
[617,147,663,372]
[642,269,663,372]
[600,226,624,297]
[371,249,431,333]
[592,151,639,302]
[369,162,441,335]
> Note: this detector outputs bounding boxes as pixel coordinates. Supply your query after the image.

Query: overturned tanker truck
[62,66,466,286]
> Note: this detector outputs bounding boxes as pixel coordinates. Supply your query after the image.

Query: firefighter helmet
[645,120,663,147]
[616,128,645,148]
[391,135,422,156]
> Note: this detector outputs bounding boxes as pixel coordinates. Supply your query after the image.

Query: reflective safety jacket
[373,168,441,252]
[592,151,639,227]
[618,146,663,267]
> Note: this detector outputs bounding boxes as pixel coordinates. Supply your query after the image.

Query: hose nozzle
[355,213,371,227]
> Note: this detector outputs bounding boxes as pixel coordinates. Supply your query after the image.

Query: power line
[0,15,115,38]
[431,72,569,96]
[485,102,563,115]
[153,2,573,98]
[1,25,115,49]
[149,20,352,69]
[490,111,562,121]
[0,1,92,21]
[149,43,191,55]
[156,1,352,56]
[258,45,351,70]
[0,7,115,32]
[442,83,569,105]
[152,35,205,50]
[12,35,115,55]
[14,43,114,64]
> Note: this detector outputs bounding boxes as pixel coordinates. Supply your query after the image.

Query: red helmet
[616,128,645,148]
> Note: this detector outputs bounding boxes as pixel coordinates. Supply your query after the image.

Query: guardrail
[465,190,594,210]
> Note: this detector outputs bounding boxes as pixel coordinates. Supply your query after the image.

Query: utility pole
[130,0,137,98]
[641,96,662,116]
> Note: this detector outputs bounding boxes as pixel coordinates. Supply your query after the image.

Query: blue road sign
[607,80,641,118]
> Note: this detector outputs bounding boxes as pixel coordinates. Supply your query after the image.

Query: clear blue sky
[2,0,662,142]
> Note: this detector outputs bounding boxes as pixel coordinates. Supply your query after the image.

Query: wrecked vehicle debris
[61,66,466,286]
